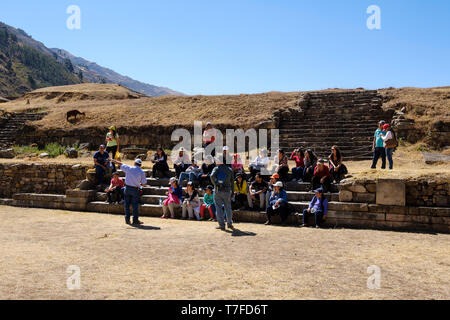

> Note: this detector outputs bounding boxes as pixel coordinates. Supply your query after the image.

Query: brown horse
[67,110,86,122]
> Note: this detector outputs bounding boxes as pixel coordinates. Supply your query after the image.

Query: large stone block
[339,190,353,202]
[376,179,406,206]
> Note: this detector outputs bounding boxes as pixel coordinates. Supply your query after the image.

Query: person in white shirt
[203,122,217,157]
[381,124,397,170]
[173,147,191,178]
[248,149,269,181]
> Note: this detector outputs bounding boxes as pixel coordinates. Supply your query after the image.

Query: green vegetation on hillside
[0,27,81,97]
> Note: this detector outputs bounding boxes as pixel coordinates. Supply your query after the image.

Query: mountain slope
[0,23,81,98]
[51,48,183,97]
[0,21,183,98]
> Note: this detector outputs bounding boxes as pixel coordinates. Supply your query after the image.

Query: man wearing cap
[300,187,328,228]
[265,181,289,225]
[93,145,110,187]
[203,122,217,157]
[210,155,235,230]
[173,148,191,178]
[222,146,233,168]
[311,159,332,193]
[112,158,147,225]
[371,121,387,169]
[265,173,280,209]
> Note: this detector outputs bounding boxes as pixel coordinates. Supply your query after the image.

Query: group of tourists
[92,120,397,229]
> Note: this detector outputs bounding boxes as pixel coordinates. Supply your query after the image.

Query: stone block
[347,183,367,193]
[353,192,376,203]
[339,190,353,202]
[376,179,406,206]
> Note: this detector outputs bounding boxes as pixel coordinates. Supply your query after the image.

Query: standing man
[371,120,387,170]
[93,145,110,187]
[112,158,147,225]
[203,122,217,157]
[210,155,234,231]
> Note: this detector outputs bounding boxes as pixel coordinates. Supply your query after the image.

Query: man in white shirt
[173,147,191,178]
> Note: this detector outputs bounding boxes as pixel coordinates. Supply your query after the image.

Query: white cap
[169,177,177,184]
[223,146,229,151]
[274,181,284,188]
[135,159,143,165]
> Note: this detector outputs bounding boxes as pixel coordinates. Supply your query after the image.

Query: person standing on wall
[112,158,147,226]
[106,126,120,172]
[371,121,387,169]
[210,155,235,231]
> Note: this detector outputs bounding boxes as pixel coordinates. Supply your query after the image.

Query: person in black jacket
[152,147,170,178]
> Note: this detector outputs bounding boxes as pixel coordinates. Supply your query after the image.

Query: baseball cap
[383,124,391,130]
[314,187,324,194]
[274,181,284,188]
[135,159,143,166]
[271,173,280,179]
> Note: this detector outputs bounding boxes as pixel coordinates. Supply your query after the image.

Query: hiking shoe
[227,224,235,230]
[125,219,131,225]
[132,220,144,226]
[216,226,226,231]
[264,221,271,225]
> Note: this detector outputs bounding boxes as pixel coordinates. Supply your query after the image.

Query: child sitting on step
[161,177,183,219]
[200,185,216,221]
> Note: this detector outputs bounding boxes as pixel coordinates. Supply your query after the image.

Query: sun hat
[169,177,177,185]
[314,187,324,194]
[109,126,116,131]
[379,120,386,125]
[223,146,229,151]
[179,147,186,152]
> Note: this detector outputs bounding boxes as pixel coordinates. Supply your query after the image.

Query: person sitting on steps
[200,185,216,221]
[311,159,332,193]
[265,181,289,226]
[250,173,268,211]
[152,147,170,178]
[300,187,328,228]
[161,177,183,219]
[199,155,216,188]
[328,145,348,184]
[105,172,124,204]
[302,149,318,183]
[182,182,201,220]
[290,148,305,182]
[178,159,203,186]
[248,149,269,181]
[275,149,289,182]
[265,173,280,209]
[93,145,110,187]
[173,147,191,178]
[232,173,252,210]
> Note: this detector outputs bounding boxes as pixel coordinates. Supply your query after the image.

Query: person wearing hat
[93,145,110,187]
[380,123,397,170]
[173,147,191,178]
[200,185,216,221]
[161,177,183,219]
[112,158,147,225]
[311,159,332,193]
[178,159,203,186]
[300,187,328,228]
[371,120,387,169]
[203,122,217,157]
[265,181,289,225]
[210,155,235,230]
[233,173,252,210]
[105,171,125,204]
[265,173,280,209]
[105,126,120,159]
[248,149,270,181]
[222,146,233,168]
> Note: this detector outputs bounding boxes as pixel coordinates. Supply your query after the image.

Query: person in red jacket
[311,159,332,193]
[290,148,305,181]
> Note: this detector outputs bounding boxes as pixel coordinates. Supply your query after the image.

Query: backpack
[385,131,398,149]
[216,169,228,191]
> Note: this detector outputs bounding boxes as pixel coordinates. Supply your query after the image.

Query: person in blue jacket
[301,187,328,228]
[265,181,289,225]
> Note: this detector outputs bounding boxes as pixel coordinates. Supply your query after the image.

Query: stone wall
[406,179,449,207]
[0,163,89,198]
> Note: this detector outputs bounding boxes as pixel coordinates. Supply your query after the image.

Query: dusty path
[0,206,449,300]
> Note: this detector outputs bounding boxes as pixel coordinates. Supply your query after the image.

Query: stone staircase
[0,112,47,149]
[278,90,389,160]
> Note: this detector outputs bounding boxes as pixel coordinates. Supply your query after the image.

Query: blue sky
[1,0,449,95]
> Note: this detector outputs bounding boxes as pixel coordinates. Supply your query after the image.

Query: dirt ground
[0,206,448,300]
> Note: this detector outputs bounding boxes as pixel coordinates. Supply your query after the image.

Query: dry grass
[3,84,300,129]
[0,206,448,300]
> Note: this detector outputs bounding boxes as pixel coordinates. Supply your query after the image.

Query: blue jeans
[386,148,394,170]
[95,165,106,185]
[215,191,233,228]
[123,186,141,222]
[302,209,324,226]
[371,147,386,169]
[292,167,304,180]
[178,172,200,185]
